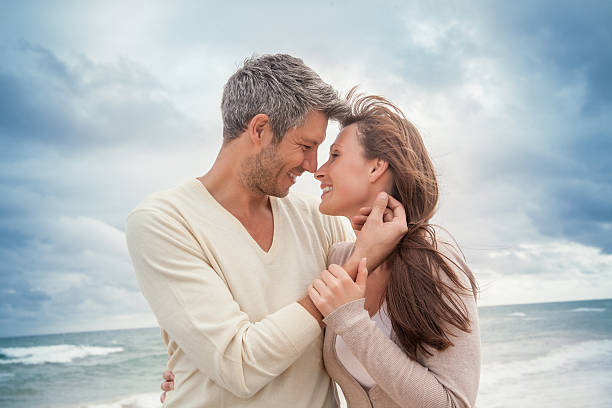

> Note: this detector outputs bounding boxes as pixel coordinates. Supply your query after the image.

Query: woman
[161,91,480,407]
[308,90,480,408]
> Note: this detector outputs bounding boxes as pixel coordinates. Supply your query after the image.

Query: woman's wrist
[342,251,361,280]
[323,298,368,332]
[347,244,387,277]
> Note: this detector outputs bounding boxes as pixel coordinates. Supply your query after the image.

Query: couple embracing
[126,54,480,408]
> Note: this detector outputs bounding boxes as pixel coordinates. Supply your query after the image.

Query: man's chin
[262,184,290,198]
[274,187,290,198]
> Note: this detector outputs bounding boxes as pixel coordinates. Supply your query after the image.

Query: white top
[126,179,354,408]
[335,302,394,390]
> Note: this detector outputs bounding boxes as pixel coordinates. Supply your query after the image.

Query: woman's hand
[351,204,394,230]
[308,258,368,317]
[349,192,407,274]
[160,370,174,404]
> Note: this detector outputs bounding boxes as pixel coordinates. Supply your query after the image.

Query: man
[126,54,404,407]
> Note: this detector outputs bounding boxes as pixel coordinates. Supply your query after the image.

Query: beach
[1,298,611,408]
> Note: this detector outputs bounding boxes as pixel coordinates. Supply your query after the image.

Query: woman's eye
[330,153,339,159]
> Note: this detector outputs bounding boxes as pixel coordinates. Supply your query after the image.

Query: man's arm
[126,209,322,399]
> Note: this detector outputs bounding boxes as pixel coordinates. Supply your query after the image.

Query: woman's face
[315,124,381,218]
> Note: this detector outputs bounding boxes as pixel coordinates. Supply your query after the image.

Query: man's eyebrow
[301,137,321,146]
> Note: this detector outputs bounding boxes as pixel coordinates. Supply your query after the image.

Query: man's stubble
[240,143,289,198]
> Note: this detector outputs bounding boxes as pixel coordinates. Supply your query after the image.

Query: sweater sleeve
[323,295,480,408]
[126,209,322,399]
[327,242,355,267]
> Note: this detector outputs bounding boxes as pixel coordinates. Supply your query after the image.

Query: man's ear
[247,114,273,147]
[369,158,389,183]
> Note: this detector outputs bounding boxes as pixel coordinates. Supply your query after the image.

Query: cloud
[479,1,612,113]
[0,1,611,336]
[391,4,612,254]
[0,41,204,151]
[0,41,217,336]
[0,215,156,336]
[475,240,612,305]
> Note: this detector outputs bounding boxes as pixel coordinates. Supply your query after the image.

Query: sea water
[1,298,611,408]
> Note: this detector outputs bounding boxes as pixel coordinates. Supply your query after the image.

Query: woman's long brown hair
[342,88,478,360]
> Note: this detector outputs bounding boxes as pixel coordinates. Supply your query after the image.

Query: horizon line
[1,297,610,340]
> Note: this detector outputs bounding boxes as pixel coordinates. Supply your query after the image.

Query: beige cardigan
[323,242,480,408]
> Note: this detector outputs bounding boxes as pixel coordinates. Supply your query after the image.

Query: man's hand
[160,370,174,404]
[345,192,407,278]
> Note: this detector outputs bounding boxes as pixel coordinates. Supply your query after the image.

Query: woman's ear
[369,158,389,183]
[247,114,273,147]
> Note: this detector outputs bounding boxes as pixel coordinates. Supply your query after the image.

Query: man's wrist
[298,296,324,328]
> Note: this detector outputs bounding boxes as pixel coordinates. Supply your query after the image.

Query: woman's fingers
[313,278,331,297]
[327,264,350,281]
[354,207,372,231]
[161,381,174,392]
[368,192,389,222]
[359,206,372,216]
[383,208,393,222]
[161,391,166,404]
[308,284,323,304]
[355,258,368,290]
[351,215,368,231]
[386,195,407,224]
[162,370,174,381]
[320,269,336,286]
[308,284,318,298]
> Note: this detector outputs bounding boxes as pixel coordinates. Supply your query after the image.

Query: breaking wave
[570,307,606,312]
[0,344,123,365]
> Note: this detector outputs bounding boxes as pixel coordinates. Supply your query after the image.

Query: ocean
[1,298,610,408]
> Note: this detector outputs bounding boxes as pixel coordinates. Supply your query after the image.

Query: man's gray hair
[221,54,348,143]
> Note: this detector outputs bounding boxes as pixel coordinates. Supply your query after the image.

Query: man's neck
[199,144,276,252]
[198,145,270,221]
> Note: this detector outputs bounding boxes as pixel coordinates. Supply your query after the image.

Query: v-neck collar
[191,178,280,260]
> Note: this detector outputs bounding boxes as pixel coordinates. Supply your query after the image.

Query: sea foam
[570,307,606,312]
[79,393,159,408]
[481,339,612,386]
[0,344,123,365]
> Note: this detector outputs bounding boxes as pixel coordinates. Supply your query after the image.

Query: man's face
[244,110,328,197]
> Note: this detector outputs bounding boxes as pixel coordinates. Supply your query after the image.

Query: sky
[1,0,611,337]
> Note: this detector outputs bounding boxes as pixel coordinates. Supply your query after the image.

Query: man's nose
[303,149,318,173]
